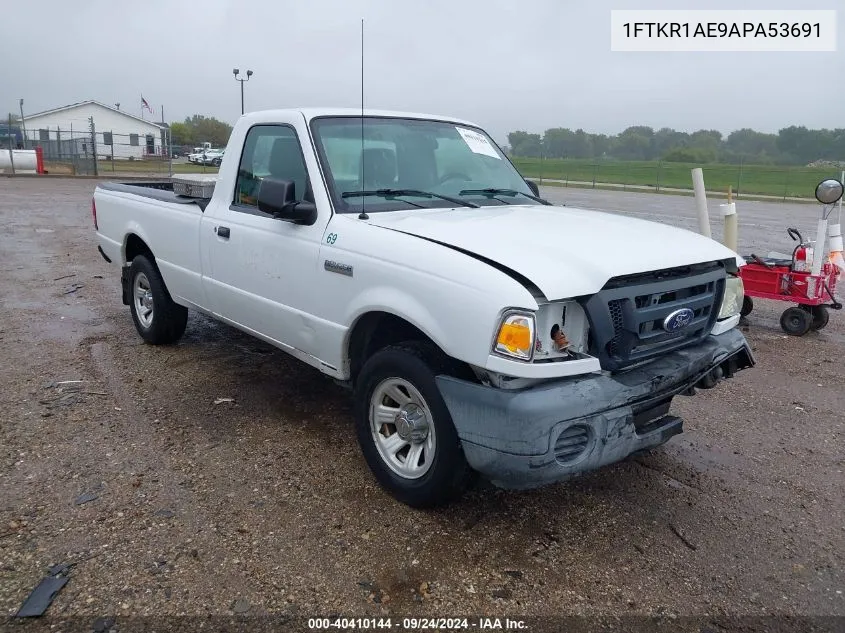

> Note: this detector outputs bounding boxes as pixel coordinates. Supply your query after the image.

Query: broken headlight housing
[718,275,744,320]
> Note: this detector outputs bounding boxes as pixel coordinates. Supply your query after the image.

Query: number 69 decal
[326,233,338,244]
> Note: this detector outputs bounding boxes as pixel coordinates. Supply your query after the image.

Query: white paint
[95,107,740,383]
[455,126,501,159]
[24,101,165,160]
[691,168,711,238]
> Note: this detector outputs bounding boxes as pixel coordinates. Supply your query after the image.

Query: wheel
[780,306,812,336]
[128,255,188,345]
[353,341,475,508]
[802,304,830,330]
[740,295,753,317]
[213,158,221,167]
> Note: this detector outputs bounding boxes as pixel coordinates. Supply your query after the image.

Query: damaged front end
[435,328,754,490]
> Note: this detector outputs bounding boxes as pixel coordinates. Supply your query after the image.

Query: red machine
[739,178,844,336]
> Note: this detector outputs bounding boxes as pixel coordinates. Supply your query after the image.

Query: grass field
[512,157,838,199]
[40,155,836,200]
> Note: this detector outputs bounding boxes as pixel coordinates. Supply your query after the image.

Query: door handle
[215,226,230,239]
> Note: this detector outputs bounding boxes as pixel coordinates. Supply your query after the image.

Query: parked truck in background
[92,108,754,507]
[187,142,213,164]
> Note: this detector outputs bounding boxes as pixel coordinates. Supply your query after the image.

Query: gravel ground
[1,178,843,631]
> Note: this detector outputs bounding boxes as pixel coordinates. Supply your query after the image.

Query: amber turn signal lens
[494,315,535,360]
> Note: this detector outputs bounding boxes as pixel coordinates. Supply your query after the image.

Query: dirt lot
[1,178,843,630]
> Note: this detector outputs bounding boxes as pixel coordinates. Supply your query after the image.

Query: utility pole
[89,116,98,177]
[7,114,16,174]
[19,99,27,150]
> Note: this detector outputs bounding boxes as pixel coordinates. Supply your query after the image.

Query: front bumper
[436,328,754,490]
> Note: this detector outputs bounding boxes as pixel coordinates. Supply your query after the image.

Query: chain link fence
[22,118,221,177]
[513,157,842,201]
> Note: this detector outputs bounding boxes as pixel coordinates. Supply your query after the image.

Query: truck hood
[367,204,739,300]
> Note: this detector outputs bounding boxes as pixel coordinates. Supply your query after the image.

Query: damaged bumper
[435,328,754,490]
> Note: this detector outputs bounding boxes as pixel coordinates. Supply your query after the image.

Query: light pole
[233,68,253,115]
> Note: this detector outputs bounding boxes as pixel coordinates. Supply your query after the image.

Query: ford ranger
[93,108,754,507]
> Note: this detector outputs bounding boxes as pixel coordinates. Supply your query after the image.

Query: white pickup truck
[93,108,754,507]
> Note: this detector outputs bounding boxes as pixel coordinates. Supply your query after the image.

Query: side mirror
[815,178,844,205]
[525,179,540,197]
[257,178,318,225]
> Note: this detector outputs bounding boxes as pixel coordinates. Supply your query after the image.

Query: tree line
[506,125,845,166]
[169,115,233,148]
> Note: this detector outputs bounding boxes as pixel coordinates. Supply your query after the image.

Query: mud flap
[120,265,131,305]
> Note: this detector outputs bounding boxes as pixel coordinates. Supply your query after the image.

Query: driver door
[201,119,328,359]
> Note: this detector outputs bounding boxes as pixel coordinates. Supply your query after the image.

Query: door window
[233,125,310,210]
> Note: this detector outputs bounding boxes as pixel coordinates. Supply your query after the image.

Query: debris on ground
[92,616,116,632]
[669,522,698,551]
[15,565,70,617]
[232,597,251,614]
[214,397,235,405]
[74,491,99,505]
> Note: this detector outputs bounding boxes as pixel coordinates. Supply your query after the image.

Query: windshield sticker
[455,127,501,159]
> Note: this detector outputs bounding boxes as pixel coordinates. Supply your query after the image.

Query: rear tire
[128,255,188,345]
[803,304,829,330]
[740,295,753,317]
[780,306,812,336]
[353,341,475,508]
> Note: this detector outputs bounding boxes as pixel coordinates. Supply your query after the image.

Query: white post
[691,168,711,238]
[811,218,828,276]
[720,197,738,252]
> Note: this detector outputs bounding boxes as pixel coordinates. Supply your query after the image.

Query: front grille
[554,424,591,464]
[582,262,726,372]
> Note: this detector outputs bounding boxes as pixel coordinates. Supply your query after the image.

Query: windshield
[310,117,535,213]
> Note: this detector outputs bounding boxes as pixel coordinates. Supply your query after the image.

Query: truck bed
[97,181,211,211]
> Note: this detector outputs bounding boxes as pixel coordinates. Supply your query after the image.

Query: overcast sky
[2,0,842,143]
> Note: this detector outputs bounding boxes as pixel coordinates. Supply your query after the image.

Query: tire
[353,341,475,508]
[803,304,830,330]
[741,295,753,317]
[213,158,221,167]
[128,255,188,345]
[780,306,812,336]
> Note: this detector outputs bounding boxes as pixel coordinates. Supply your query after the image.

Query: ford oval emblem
[663,308,695,333]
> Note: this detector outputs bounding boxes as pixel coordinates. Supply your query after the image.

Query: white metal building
[23,100,167,160]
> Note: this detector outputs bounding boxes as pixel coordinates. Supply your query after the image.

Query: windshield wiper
[341,189,479,209]
[459,188,552,206]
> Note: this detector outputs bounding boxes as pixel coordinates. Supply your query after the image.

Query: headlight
[493,311,535,361]
[718,275,744,319]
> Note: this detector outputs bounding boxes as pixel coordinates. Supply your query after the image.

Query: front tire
[353,342,474,508]
[128,255,188,345]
